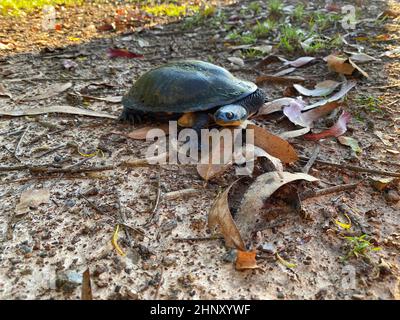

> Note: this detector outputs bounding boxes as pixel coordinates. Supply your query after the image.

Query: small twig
[302,145,320,174]
[300,182,361,200]
[154,268,164,300]
[163,188,201,200]
[117,194,132,246]
[143,173,162,228]
[30,164,114,174]
[34,143,68,158]
[78,193,108,216]
[367,83,400,89]
[173,236,224,242]
[14,125,30,160]
[299,156,400,178]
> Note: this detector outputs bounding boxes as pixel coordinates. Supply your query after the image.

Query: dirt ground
[0,0,399,300]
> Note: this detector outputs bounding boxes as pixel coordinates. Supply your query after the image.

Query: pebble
[55,271,83,293]
[384,190,400,203]
[222,249,237,263]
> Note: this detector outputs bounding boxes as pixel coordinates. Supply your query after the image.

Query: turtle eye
[225,112,234,120]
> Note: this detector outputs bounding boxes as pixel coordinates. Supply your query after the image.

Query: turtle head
[214,104,248,127]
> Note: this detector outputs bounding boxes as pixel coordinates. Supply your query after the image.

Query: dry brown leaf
[197,136,232,181]
[81,269,93,300]
[325,55,355,75]
[235,250,260,271]
[124,124,170,140]
[15,189,50,214]
[208,181,246,251]
[235,172,318,243]
[22,82,72,101]
[247,123,298,163]
[0,105,118,119]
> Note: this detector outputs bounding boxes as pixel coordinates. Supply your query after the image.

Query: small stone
[19,244,32,255]
[384,190,400,203]
[55,270,83,294]
[352,294,365,300]
[222,249,237,263]
[260,243,276,254]
[65,199,76,208]
[162,255,177,267]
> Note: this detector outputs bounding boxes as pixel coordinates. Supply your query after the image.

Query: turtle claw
[119,109,143,125]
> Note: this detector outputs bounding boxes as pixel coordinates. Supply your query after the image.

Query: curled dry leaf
[272,67,296,77]
[325,54,369,78]
[247,123,298,163]
[124,123,170,140]
[284,100,340,128]
[0,105,118,119]
[279,127,311,139]
[107,48,144,59]
[236,250,260,271]
[22,82,72,101]
[15,189,50,214]
[208,181,246,251]
[235,172,318,244]
[197,140,282,181]
[283,56,316,68]
[303,80,356,111]
[338,136,362,153]
[346,52,379,63]
[304,111,351,141]
[81,269,93,300]
[325,55,354,75]
[293,80,341,97]
[255,98,298,116]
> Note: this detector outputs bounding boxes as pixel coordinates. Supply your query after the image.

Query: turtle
[119,60,266,133]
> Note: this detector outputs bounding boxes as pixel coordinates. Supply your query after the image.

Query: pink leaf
[283,99,307,127]
[106,48,144,59]
[304,111,351,141]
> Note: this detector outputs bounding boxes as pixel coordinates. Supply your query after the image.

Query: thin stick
[300,182,360,200]
[299,156,400,178]
[78,193,108,216]
[173,236,224,242]
[302,145,320,174]
[14,125,30,160]
[143,173,162,228]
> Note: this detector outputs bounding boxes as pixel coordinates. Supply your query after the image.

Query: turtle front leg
[190,112,211,151]
[118,107,146,125]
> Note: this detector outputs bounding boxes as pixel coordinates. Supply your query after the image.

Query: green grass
[342,235,381,261]
[0,0,83,16]
[248,1,262,15]
[278,25,305,52]
[268,0,283,17]
[252,19,275,38]
[355,94,384,114]
[292,4,305,21]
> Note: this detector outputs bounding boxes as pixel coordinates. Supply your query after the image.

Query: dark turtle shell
[122,60,257,113]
